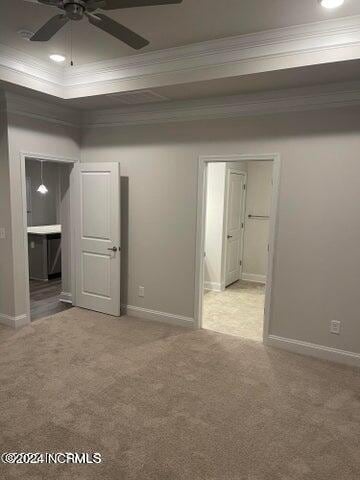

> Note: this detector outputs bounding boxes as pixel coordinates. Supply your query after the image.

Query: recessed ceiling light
[319,0,344,9]
[49,54,66,63]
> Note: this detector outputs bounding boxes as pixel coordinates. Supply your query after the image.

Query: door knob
[227,235,233,239]
[107,246,118,252]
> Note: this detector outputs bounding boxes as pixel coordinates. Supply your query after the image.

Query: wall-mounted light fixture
[37,161,48,194]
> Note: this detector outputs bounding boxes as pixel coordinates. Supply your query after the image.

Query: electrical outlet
[0,228,5,240]
[138,286,145,298]
[330,320,341,335]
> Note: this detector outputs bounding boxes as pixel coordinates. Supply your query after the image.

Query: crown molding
[65,14,360,78]
[4,92,80,127]
[1,15,360,99]
[82,81,360,128]
[2,80,360,129]
[61,14,360,97]
[0,44,64,97]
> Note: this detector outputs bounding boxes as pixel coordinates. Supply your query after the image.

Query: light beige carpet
[203,280,265,341]
[1,307,360,480]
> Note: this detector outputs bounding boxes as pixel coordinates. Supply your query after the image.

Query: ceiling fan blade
[37,0,63,5]
[30,14,69,41]
[24,0,62,5]
[99,0,183,10]
[87,13,149,49]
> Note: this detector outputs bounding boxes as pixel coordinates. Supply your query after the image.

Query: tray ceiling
[2,0,360,65]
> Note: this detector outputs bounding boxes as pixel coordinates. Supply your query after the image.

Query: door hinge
[239,260,242,266]
[241,222,244,229]
[243,184,246,190]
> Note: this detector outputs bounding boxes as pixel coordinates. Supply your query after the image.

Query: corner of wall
[0,95,16,318]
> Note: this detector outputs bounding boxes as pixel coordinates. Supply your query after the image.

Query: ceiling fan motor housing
[63,0,86,20]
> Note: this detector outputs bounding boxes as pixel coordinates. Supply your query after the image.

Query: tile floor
[203,280,265,341]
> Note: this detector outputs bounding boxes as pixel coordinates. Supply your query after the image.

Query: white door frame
[20,152,79,323]
[222,169,247,289]
[194,153,281,344]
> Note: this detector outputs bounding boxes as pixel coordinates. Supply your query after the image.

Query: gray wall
[2,94,360,358]
[81,106,360,354]
[25,159,60,226]
[4,112,80,317]
[0,101,15,317]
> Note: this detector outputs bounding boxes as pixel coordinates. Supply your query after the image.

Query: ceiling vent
[110,90,169,106]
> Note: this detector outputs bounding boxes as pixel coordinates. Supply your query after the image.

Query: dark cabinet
[28,232,62,281]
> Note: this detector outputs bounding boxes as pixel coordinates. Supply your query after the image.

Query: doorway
[22,155,76,322]
[21,157,122,323]
[195,154,280,343]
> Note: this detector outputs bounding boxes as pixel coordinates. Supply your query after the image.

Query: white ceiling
[2,0,360,65]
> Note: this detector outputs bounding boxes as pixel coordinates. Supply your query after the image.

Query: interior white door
[225,172,245,287]
[74,163,121,316]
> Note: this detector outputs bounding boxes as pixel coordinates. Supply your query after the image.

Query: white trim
[4,92,79,128]
[195,154,281,347]
[204,282,225,292]
[20,152,79,326]
[0,44,63,97]
[0,313,30,329]
[267,335,360,368]
[3,82,360,129]
[83,81,360,128]
[59,291,73,304]
[125,305,194,328]
[241,273,266,284]
[2,15,360,98]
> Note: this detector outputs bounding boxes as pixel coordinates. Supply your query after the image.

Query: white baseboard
[204,281,224,292]
[124,305,194,328]
[241,273,266,284]
[0,312,30,329]
[60,291,73,304]
[267,335,360,368]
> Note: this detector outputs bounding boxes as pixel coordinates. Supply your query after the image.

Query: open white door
[74,163,121,316]
[225,171,246,287]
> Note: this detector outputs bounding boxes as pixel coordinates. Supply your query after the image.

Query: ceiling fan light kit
[27,0,183,50]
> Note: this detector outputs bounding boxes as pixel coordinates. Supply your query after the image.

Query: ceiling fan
[25,0,183,50]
